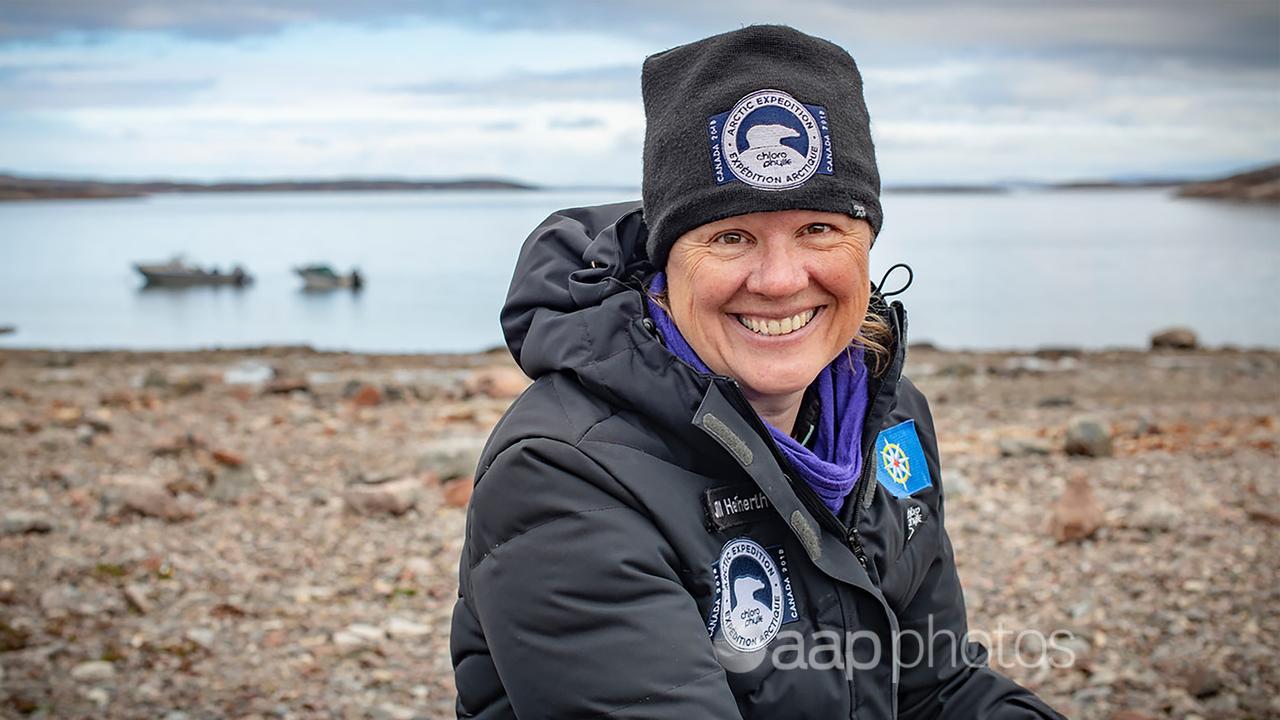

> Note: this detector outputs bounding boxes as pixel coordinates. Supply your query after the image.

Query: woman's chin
[732,366,823,400]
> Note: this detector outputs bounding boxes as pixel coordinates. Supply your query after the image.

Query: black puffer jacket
[450,202,1065,719]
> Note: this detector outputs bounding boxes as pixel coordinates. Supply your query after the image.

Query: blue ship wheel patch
[874,420,934,498]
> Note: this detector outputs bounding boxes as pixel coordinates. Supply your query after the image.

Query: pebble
[186,627,216,649]
[1184,662,1225,698]
[1,511,54,535]
[343,478,420,516]
[1127,497,1179,532]
[223,359,275,385]
[122,584,151,614]
[998,437,1052,457]
[99,475,196,522]
[70,659,116,682]
[345,623,386,643]
[442,478,473,508]
[373,702,418,720]
[82,686,111,707]
[462,366,530,399]
[386,617,432,640]
[943,470,973,496]
[417,435,487,481]
[351,384,384,407]
[209,464,259,503]
[333,623,386,654]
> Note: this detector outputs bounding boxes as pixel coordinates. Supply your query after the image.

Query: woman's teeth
[736,308,817,337]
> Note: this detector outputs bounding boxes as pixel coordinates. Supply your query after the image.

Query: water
[1,188,1277,352]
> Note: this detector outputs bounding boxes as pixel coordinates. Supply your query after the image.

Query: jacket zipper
[845,446,877,567]
[720,378,874,566]
[845,335,895,568]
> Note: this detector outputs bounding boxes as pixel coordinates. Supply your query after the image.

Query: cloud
[0,0,1274,186]
[392,65,636,103]
[3,1,1277,74]
[548,116,606,130]
[0,62,216,109]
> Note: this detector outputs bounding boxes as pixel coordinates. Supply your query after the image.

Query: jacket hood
[500,201,906,436]
[501,201,713,432]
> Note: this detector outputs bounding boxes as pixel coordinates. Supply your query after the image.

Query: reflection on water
[1,188,1277,352]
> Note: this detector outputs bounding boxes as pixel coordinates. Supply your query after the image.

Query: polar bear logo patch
[715,538,790,652]
[706,88,833,191]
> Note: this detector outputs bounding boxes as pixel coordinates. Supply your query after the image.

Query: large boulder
[1064,416,1113,458]
[1049,473,1104,543]
[1150,327,1198,351]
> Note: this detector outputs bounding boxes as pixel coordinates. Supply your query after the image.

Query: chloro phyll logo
[707,89,833,191]
[716,538,788,653]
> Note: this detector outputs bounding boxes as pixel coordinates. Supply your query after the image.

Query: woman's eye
[804,223,832,235]
[713,231,746,245]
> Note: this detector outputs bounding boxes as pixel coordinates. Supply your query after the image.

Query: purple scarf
[645,272,870,515]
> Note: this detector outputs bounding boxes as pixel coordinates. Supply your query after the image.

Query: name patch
[703,484,773,532]
[707,88,833,191]
[874,420,934,498]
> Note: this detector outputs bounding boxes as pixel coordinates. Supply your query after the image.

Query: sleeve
[895,386,1068,720]
[456,437,744,720]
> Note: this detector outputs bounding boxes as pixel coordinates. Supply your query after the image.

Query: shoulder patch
[874,419,934,498]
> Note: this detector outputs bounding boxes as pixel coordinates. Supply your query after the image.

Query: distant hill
[0,174,539,201]
[1176,163,1280,202]
[883,184,1007,194]
[1050,179,1191,190]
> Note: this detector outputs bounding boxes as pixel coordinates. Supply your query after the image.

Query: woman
[451,25,1064,719]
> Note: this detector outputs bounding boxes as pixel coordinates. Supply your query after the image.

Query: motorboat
[134,256,252,287]
[294,264,363,291]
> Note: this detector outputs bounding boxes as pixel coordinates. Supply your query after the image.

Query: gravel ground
[0,345,1276,719]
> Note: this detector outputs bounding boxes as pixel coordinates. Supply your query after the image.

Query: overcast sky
[1,1,1277,186]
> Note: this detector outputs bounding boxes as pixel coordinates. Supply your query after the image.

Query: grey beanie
[641,25,882,269]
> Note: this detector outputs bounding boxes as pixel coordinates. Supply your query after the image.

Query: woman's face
[665,209,872,403]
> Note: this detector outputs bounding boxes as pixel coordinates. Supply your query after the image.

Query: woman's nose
[745,239,808,298]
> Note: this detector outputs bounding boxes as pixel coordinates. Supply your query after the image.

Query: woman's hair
[853,309,894,377]
[646,289,895,378]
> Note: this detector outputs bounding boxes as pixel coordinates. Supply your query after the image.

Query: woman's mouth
[734,307,820,337]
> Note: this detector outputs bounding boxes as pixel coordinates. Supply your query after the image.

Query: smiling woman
[451,24,1066,719]
[661,210,876,433]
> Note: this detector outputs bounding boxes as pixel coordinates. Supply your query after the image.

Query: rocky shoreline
[1,345,1276,719]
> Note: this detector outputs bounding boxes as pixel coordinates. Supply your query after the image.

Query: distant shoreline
[2,162,1277,202]
[0,174,539,201]
[2,341,1277,358]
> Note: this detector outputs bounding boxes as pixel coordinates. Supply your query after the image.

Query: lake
[1,188,1277,353]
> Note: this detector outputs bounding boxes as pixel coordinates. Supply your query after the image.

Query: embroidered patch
[706,538,798,652]
[706,88,833,191]
[874,419,934,498]
[703,484,773,533]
